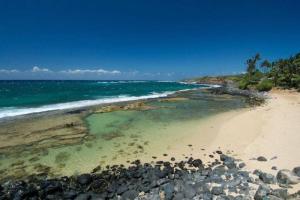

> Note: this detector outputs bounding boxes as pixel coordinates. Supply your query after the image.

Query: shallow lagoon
[0,90,249,181]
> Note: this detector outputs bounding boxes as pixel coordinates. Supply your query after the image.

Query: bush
[238,79,250,90]
[256,79,273,91]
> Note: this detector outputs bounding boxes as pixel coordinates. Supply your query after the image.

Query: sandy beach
[164,89,300,171]
[209,89,300,172]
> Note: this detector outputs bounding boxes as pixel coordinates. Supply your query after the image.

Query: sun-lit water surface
[0,90,249,181]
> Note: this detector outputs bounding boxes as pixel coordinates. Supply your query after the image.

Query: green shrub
[256,79,273,91]
[238,79,250,90]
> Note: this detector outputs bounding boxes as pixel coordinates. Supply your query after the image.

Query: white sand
[208,89,300,173]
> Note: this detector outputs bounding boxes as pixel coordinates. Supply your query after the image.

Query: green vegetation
[187,52,300,92]
[239,52,300,91]
[256,79,273,91]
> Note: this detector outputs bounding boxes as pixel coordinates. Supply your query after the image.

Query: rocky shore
[1,152,299,200]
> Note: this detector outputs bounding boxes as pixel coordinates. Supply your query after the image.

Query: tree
[260,60,271,73]
[246,53,261,78]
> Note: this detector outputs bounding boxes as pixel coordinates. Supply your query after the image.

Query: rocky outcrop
[1,154,299,200]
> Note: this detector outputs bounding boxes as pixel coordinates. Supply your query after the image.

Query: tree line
[239,52,300,91]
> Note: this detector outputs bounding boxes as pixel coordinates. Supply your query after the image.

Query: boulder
[183,184,196,198]
[259,173,276,184]
[257,156,267,162]
[254,185,270,200]
[77,174,92,185]
[293,166,300,177]
[211,186,224,195]
[276,169,300,184]
[192,159,203,168]
[271,188,288,199]
[121,190,139,200]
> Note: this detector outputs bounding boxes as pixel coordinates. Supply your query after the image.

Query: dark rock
[41,180,63,195]
[220,155,236,169]
[157,178,168,186]
[270,156,278,160]
[192,159,203,168]
[267,195,282,200]
[271,166,277,170]
[161,182,174,200]
[90,179,107,192]
[259,172,276,184]
[173,192,184,200]
[253,169,263,176]
[116,185,128,195]
[257,156,267,162]
[200,192,213,200]
[293,166,300,177]
[238,162,246,168]
[276,169,300,184]
[121,190,138,200]
[183,184,196,198]
[213,165,226,176]
[77,174,92,185]
[216,150,222,154]
[254,185,270,200]
[271,188,288,199]
[211,186,224,195]
[74,193,91,200]
[63,190,78,199]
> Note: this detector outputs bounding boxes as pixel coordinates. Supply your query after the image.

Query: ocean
[0,80,249,180]
[0,80,208,119]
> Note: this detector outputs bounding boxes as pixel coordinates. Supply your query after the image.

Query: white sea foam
[0,91,176,119]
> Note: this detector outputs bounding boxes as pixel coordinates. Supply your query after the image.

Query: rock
[259,173,276,184]
[267,195,282,200]
[192,159,203,168]
[220,155,236,169]
[216,150,223,154]
[173,192,184,200]
[271,166,277,170]
[121,190,138,200]
[157,178,168,186]
[211,186,224,195]
[213,165,226,176]
[271,188,288,199]
[293,166,300,177]
[116,185,128,195]
[161,183,174,200]
[254,185,270,200]
[41,180,63,195]
[238,162,246,168]
[183,184,196,198]
[77,174,92,185]
[253,169,263,176]
[276,169,300,184]
[63,190,78,199]
[74,193,91,200]
[257,156,267,162]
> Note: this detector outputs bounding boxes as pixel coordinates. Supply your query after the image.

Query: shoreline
[0,81,215,122]
[1,87,299,198]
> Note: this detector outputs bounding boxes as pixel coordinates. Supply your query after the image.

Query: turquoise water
[0,80,204,119]
[0,89,248,180]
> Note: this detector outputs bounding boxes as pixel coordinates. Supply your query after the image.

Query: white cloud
[60,68,121,75]
[32,66,51,72]
[0,69,19,73]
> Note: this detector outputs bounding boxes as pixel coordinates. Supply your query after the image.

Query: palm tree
[260,60,271,73]
[246,53,261,78]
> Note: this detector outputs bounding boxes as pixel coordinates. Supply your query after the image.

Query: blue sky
[0,0,300,80]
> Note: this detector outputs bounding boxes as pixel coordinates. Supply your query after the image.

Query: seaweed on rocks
[0,153,299,199]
